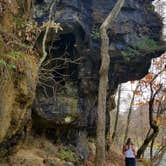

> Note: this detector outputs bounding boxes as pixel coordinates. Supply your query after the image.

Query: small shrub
[0,59,7,66]
[56,149,77,163]
[91,27,100,40]
[0,58,16,70]
[122,36,160,61]
[122,47,140,61]
[133,36,159,52]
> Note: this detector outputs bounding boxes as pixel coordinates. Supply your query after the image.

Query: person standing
[123,138,137,166]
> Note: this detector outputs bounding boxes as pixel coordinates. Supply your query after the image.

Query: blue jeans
[125,158,136,166]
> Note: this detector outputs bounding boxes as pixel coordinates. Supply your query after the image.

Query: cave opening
[46,32,78,83]
[32,27,86,143]
[34,31,80,118]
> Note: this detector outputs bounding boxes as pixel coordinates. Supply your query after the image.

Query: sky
[153,0,166,40]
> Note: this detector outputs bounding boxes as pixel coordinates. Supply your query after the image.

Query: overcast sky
[153,0,166,40]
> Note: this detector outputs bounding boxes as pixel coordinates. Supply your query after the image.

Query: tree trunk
[137,126,159,158]
[136,85,162,158]
[96,1,124,165]
[96,24,109,166]
[112,84,121,143]
[150,137,155,161]
[123,83,139,144]
[153,145,166,166]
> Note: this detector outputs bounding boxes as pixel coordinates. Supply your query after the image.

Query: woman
[123,138,136,166]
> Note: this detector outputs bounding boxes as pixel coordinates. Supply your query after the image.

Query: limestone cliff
[0,0,165,165]
[33,0,165,139]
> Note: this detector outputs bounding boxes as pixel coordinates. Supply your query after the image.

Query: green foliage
[12,16,25,29]
[145,4,155,11]
[0,59,7,66]
[122,47,140,61]
[8,51,23,59]
[56,149,77,163]
[122,36,160,61]
[0,58,16,70]
[0,51,24,71]
[7,64,17,70]
[133,36,159,52]
[91,27,100,40]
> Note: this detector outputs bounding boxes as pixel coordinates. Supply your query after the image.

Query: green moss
[8,51,24,59]
[56,149,77,163]
[0,58,16,70]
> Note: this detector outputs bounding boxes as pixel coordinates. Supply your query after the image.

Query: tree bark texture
[112,84,121,143]
[96,1,125,165]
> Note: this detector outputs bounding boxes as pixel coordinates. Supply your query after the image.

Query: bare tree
[96,0,125,165]
[39,0,62,67]
[123,83,140,144]
[112,84,122,143]
[137,70,165,158]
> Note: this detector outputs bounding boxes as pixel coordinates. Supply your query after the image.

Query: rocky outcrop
[0,0,164,164]
[0,0,39,156]
[0,55,38,156]
[32,0,164,139]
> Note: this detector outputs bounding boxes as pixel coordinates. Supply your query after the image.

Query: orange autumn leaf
[154,117,161,125]
[133,90,140,96]
[136,101,147,106]
[17,62,25,73]
[145,73,154,80]
[154,99,161,103]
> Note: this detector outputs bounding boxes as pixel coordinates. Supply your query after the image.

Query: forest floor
[0,136,148,166]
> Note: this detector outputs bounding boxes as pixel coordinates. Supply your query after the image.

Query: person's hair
[126,138,131,145]
[126,138,132,149]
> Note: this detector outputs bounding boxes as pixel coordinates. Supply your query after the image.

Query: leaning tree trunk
[136,99,160,158]
[136,83,162,158]
[112,84,121,143]
[153,145,166,166]
[96,1,125,166]
[136,126,159,158]
[123,83,139,144]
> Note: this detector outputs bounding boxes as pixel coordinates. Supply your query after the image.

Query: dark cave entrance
[48,32,78,83]
[33,31,82,136]
[32,26,86,143]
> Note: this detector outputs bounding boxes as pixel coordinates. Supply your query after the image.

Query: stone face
[0,0,39,151]
[0,56,38,153]
[33,0,164,139]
